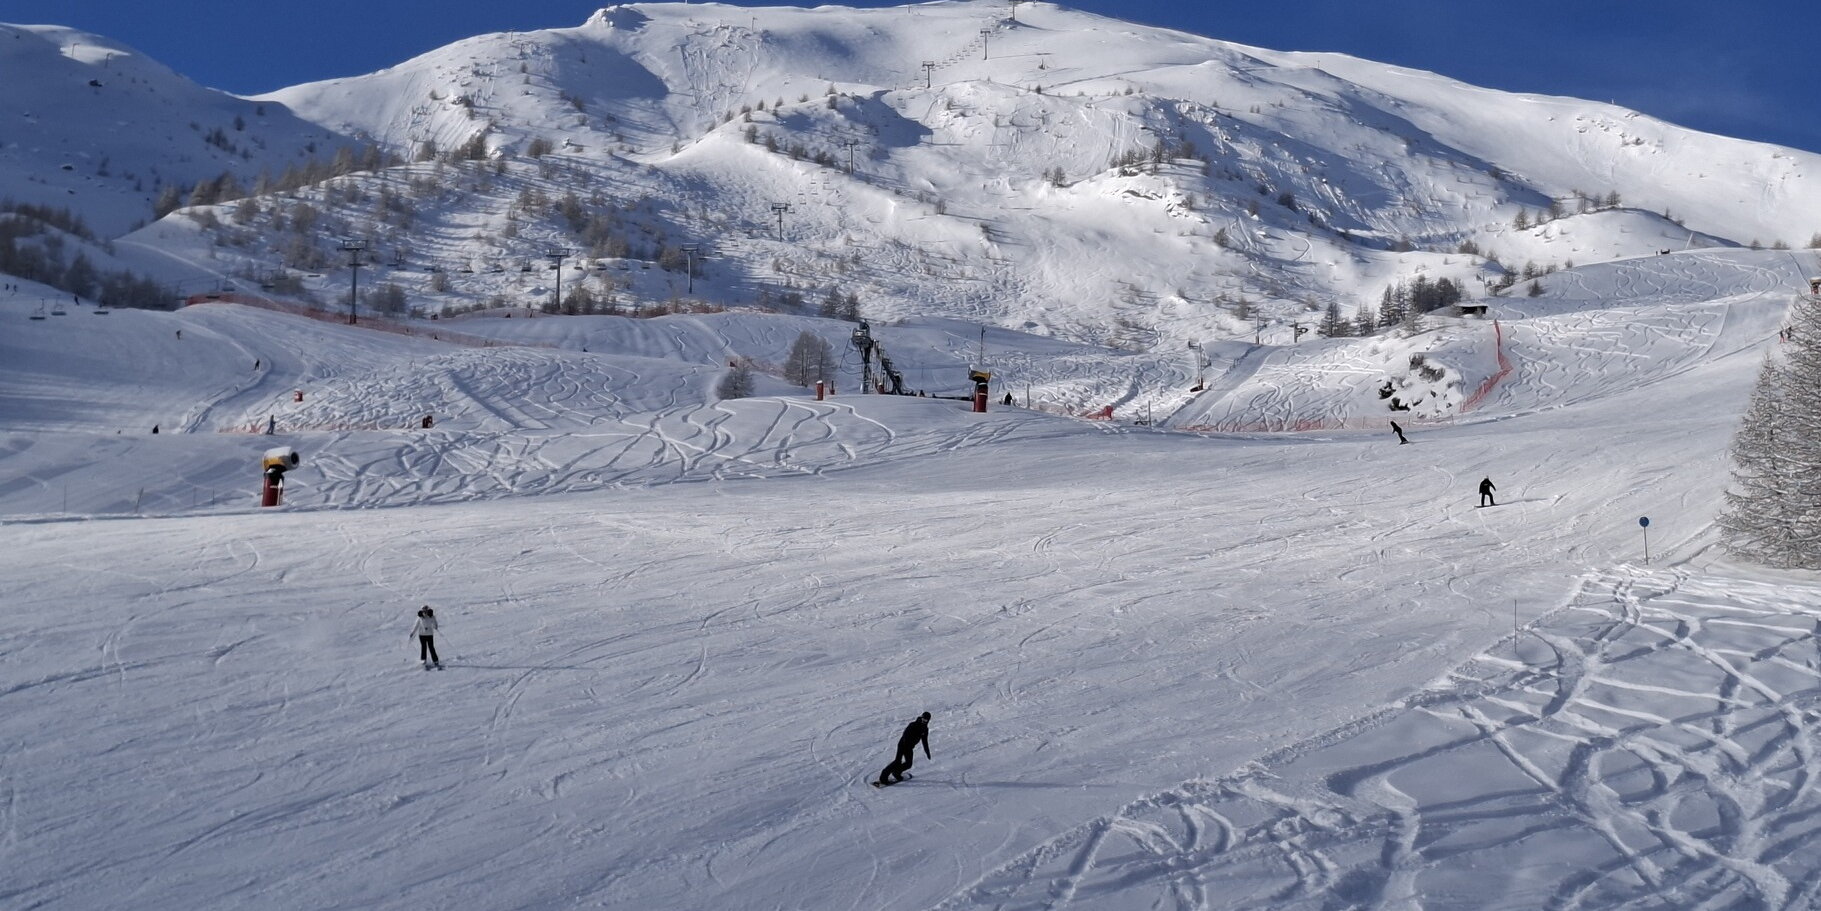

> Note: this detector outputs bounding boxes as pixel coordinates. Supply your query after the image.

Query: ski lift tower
[681,244,702,294]
[545,247,570,315]
[339,239,366,324]
[1187,340,1209,392]
[851,320,878,393]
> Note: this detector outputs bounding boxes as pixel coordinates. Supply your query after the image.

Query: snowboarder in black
[412,605,442,669]
[1390,420,1408,444]
[1479,477,1496,507]
[876,712,931,786]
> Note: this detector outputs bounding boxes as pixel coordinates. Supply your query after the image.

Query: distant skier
[1479,477,1497,508]
[875,711,931,787]
[151,424,159,434]
[1002,392,1013,406]
[1390,420,1408,445]
[265,415,276,435]
[412,605,442,669]
[175,329,182,340]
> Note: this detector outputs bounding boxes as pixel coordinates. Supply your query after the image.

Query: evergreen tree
[1319,300,1348,337]
[1378,283,1407,328]
[1720,300,1821,567]
[62,253,98,298]
[1399,294,1423,334]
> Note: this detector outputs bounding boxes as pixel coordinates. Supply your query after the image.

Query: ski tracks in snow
[933,567,1821,910]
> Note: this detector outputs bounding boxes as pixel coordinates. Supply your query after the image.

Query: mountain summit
[8,2,1820,342]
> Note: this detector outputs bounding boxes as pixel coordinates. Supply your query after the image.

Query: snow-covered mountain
[6,2,1820,348]
[11,6,1821,907]
[0,23,353,236]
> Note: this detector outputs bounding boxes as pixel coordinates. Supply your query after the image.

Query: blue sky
[10,0,1818,153]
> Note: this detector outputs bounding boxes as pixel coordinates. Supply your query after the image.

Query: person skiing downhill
[412,605,442,669]
[1390,420,1408,444]
[876,712,931,786]
[1479,477,1497,507]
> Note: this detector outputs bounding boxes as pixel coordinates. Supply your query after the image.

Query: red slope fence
[1459,319,1511,414]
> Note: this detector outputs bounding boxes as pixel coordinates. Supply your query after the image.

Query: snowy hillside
[7,2,1821,354]
[243,0,1821,346]
[8,5,1821,908]
[0,23,352,236]
[6,230,1821,908]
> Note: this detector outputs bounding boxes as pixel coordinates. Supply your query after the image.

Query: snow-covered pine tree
[1377,283,1406,329]
[1319,300,1349,337]
[1719,354,1798,563]
[1719,298,1821,567]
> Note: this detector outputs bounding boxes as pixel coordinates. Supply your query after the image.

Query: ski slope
[945,568,1821,909]
[1167,248,1805,433]
[2,251,1818,909]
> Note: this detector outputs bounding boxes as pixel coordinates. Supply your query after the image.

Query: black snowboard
[870,773,913,788]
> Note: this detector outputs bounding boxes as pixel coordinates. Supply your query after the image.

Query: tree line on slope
[0,201,171,309]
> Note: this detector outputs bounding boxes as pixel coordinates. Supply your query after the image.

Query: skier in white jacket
[412,606,441,669]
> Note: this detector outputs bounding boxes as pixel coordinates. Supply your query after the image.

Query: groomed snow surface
[5,250,1821,909]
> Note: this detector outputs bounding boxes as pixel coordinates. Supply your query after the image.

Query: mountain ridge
[5,2,1819,347]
